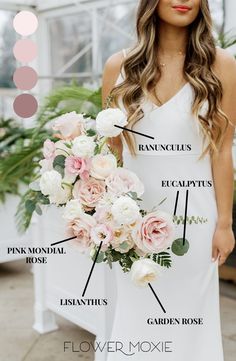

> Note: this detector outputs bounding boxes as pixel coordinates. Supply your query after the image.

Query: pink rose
[67,215,96,250]
[72,178,106,208]
[43,139,55,160]
[105,168,144,197]
[133,211,174,254]
[91,224,113,250]
[65,156,90,181]
[52,111,85,140]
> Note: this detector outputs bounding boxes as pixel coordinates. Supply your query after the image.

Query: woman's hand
[212,224,235,266]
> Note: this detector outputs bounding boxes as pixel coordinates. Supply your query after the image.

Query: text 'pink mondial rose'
[133,210,175,254]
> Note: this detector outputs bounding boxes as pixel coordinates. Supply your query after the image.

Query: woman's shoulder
[103,49,126,80]
[213,47,236,86]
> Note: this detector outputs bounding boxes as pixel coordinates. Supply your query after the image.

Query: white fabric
[104,68,224,361]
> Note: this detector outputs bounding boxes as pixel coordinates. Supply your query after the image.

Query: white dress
[105,53,224,361]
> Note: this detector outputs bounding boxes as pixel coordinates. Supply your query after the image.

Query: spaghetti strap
[122,48,127,58]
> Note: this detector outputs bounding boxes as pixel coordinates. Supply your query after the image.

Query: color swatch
[13,94,38,118]
[12,11,39,119]
[13,10,38,36]
[13,39,37,63]
[13,66,38,90]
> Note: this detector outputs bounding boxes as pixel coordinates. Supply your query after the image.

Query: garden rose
[131,259,160,287]
[72,178,106,208]
[111,196,140,225]
[72,135,95,158]
[52,111,85,140]
[43,139,55,160]
[67,215,96,250]
[65,156,90,180]
[134,211,174,254]
[90,154,117,180]
[105,168,144,197]
[96,108,128,137]
[90,224,113,249]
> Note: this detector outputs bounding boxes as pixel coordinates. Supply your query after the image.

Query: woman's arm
[101,51,124,162]
[211,49,236,265]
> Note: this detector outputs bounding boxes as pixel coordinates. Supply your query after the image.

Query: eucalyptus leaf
[171,238,190,256]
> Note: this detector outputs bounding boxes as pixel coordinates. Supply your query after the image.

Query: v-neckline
[145,82,190,111]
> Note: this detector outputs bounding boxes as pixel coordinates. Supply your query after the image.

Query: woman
[101,1,235,360]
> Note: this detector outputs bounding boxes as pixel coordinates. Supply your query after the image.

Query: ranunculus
[43,139,55,160]
[90,224,113,249]
[96,108,128,137]
[63,199,83,221]
[72,178,106,208]
[72,135,95,158]
[90,154,117,180]
[67,215,96,250]
[131,259,160,287]
[134,211,174,254]
[39,170,62,196]
[111,196,140,225]
[52,111,85,140]
[105,168,144,197]
[65,156,90,180]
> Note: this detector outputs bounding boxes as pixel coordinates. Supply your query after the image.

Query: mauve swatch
[13,94,38,118]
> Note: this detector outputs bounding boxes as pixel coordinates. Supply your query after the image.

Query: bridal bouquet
[30,108,189,287]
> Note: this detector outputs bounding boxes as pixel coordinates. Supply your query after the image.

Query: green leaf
[25,199,36,214]
[171,238,190,256]
[53,155,66,177]
[86,128,97,137]
[35,204,42,215]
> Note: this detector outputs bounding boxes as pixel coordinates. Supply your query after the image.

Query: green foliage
[171,238,190,256]
[173,215,208,225]
[217,30,236,53]
[53,155,66,177]
[35,84,102,134]
[150,252,172,268]
[15,189,50,234]
[0,117,51,203]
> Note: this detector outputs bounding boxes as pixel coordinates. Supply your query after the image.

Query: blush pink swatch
[13,39,37,63]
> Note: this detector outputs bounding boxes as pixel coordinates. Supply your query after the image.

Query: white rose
[131,259,160,287]
[96,108,128,137]
[63,199,83,221]
[111,196,140,225]
[72,135,95,158]
[49,185,71,205]
[90,154,117,180]
[39,170,62,196]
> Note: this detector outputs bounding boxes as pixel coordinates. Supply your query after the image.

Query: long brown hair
[108,0,228,157]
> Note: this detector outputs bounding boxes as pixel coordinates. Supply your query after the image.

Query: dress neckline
[145,82,190,111]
